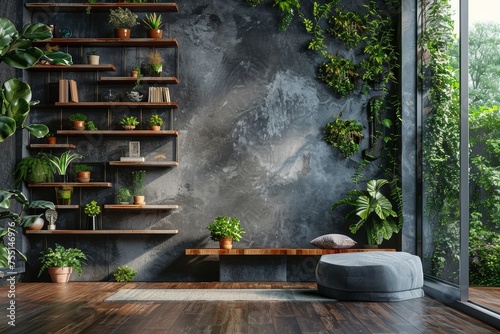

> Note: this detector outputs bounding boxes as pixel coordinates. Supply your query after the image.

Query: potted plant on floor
[207,216,245,249]
[331,179,400,247]
[38,244,87,283]
[148,114,163,131]
[142,12,163,38]
[108,7,139,39]
[69,113,88,130]
[74,163,92,183]
[120,115,139,130]
[132,170,146,205]
[114,265,137,282]
[117,187,132,204]
[84,200,101,230]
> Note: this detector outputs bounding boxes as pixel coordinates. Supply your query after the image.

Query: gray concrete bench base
[316,252,424,302]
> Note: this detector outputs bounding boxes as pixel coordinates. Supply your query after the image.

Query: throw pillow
[310,234,357,249]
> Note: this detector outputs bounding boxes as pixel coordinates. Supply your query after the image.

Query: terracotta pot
[147,29,163,39]
[48,267,73,283]
[150,125,161,131]
[115,28,130,39]
[123,125,136,130]
[72,121,85,131]
[219,237,233,250]
[76,171,90,183]
[47,136,56,144]
[133,195,145,206]
[27,217,45,230]
[131,70,138,78]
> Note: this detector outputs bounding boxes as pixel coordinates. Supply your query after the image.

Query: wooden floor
[0,282,498,334]
[470,286,500,314]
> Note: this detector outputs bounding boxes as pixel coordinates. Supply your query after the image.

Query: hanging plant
[323,113,364,158]
[327,10,365,47]
[318,55,358,97]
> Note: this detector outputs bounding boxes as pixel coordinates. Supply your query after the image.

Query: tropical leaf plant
[331,179,400,245]
[0,18,72,142]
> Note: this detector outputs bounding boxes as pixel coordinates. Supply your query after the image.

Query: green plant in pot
[108,7,139,39]
[147,50,163,77]
[114,265,137,282]
[318,55,358,97]
[0,190,54,267]
[207,216,245,249]
[41,151,82,182]
[331,179,399,247]
[74,163,92,183]
[84,200,101,230]
[117,188,132,204]
[14,153,55,185]
[120,115,139,130]
[38,244,87,283]
[143,12,164,38]
[323,113,364,158]
[132,170,146,205]
[68,113,88,130]
[148,114,163,130]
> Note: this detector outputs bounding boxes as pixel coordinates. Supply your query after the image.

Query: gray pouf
[316,252,424,301]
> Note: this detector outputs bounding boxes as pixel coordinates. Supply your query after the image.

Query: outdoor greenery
[207,216,245,242]
[0,190,54,267]
[38,244,87,276]
[114,265,137,282]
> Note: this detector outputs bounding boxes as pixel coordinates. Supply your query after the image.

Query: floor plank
[0,282,497,334]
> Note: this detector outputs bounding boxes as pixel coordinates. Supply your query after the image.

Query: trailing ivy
[323,112,364,158]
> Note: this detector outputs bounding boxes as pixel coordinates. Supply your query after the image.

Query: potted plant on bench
[207,216,245,250]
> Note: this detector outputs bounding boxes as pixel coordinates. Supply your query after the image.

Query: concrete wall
[10,0,417,281]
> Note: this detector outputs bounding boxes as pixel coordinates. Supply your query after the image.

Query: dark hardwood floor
[0,282,498,334]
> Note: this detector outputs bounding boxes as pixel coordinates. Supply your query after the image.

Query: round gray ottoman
[316,252,424,301]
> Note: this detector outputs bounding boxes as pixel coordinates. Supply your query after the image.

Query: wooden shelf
[104,204,179,210]
[109,161,179,167]
[54,102,178,109]
[30,64,116,72]
[57,130,178,137]
[28,182,112,188]
[99,76,179,85]
[32,38,178,48]
[25,3,179,13]
[185,248,397,256]
[26,229,179,235]
[55,205,79,209]
[28,144,76,149]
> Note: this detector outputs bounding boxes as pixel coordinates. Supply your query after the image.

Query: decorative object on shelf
[120,115,140,130]
[331,179,400,247]
[68,113,88,130]
[74,163,92,183]
[45,209,58,231]
[102,89,119,102]
[27,217,45,230]
[0,18,72,142]
[58,27,72,38]
[38,244,87,283]
[87,50,100,65]
[132,170,146,205]
[207,216,245,249]
[117,188,132,204]
[131,66,143,90]
[45,132,56,144]
[0,189,54,267]
[54,185,73,206]
[84,200,101,230]
[149,114,163,130]
[114,265,137,282]
[42,151,83,182]
[129,141,140,158]
[126,91,144,102]
[14,154,55,185]
[322,112,364,158]
[142,12,163,39]
[147,50,163,77]
[108,7,139,39]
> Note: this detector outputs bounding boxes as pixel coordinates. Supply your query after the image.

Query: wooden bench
[185,248,395,282]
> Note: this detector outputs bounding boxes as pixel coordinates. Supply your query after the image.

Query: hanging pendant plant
[318,55,358,97]
[323,112,364,158]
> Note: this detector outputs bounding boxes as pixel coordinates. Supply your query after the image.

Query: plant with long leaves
[0,190,54,267]
[331,179,399,245]
[41,151,82,177]
[0,18,72,142]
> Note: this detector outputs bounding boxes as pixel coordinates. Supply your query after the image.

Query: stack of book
[59,79,79,102]
[148,87,170,103]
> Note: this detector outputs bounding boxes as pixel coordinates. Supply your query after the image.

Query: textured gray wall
[10,0,417,281]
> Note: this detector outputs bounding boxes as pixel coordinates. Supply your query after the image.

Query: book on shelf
[69,80,79,102]
[59,79,79,103]
[148,87,170,103]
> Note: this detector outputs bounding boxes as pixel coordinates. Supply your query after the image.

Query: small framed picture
[129,141,140,157]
